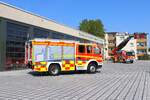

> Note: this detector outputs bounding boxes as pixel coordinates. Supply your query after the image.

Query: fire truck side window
[78,45,85,53]
[86,45,92,53]
[94,47,100,54]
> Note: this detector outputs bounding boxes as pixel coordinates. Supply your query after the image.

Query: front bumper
[97,62,103,69]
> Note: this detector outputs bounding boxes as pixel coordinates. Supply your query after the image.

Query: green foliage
[79,19,105,38]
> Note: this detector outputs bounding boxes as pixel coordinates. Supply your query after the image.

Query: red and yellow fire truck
[25,39,103,75]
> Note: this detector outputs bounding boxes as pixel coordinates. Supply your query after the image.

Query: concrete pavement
[0,61,149,100]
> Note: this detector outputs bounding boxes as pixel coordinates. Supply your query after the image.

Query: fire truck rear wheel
[48,64,60,76]
[87,63,96,73]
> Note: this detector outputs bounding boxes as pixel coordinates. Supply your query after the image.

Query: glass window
[87,45,92,53]
[94,47,100,54]
[33,45,46,62]
[47,46,62,60]
[33,28,49,38]
[137,50,146,54]
[78,45,85,53]
[137,42,145,47]
[6,22,29,66]
[63,46,75,60]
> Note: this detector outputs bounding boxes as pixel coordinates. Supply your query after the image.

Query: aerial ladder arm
[112,35,134,54]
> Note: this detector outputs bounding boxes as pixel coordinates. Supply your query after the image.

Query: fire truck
[112,36,135,63]
[25,39,103,75]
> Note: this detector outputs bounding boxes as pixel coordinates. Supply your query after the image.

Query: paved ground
[0,61,149,100]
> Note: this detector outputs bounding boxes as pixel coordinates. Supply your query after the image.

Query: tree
[79,19,105,38]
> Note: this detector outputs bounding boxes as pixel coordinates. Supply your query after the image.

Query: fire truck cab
[25,39,103,75]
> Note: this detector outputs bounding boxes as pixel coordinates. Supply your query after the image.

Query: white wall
[104,34,109,59]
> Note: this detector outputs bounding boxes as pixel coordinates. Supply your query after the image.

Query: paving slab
[0,60,149,100]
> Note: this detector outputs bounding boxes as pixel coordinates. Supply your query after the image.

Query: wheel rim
[90,65,96,72]
[51,66,58,75]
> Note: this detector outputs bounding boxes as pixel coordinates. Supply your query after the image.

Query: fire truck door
[62,46,75,71]
[76,45,87,70]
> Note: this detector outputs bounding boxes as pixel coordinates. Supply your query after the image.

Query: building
[134,32,149,58]
[105,32,117,59]
[105,32,137,59]
[0,2,104,71]
[103,33,109,60]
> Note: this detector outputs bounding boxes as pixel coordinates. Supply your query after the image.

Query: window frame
[86,45,93,54]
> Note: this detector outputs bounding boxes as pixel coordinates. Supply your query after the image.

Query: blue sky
[0,0,150,47]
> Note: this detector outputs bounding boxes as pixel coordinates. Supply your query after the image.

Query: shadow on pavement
[28,70,100,77]
[28,71,50,77]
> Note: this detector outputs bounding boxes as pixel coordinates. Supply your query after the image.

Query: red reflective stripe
[35,68,40,70]
[70,64,74,67]
[41,66,45,68]
[82,62,86,64]
[35,62,40,65]
[65,67,70,70]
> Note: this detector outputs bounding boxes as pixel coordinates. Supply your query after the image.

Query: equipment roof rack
[29,38,80,43]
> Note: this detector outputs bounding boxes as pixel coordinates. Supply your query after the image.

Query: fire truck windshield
[126,52,135,56]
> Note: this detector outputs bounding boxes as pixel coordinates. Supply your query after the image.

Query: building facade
[0,2,104,71]
[103,33,109,60]
[134,32,149,58]
[105,32,117,59]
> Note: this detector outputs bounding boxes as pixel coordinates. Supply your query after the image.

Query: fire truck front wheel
[87,63,97,73]
[48,64,60,76]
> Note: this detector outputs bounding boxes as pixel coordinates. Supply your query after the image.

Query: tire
[122,59,126,63]
[48,64,60,76]
[130,60,133,63]
[87,63,97,73]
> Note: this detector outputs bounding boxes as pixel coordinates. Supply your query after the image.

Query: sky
[0,0,150,47]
